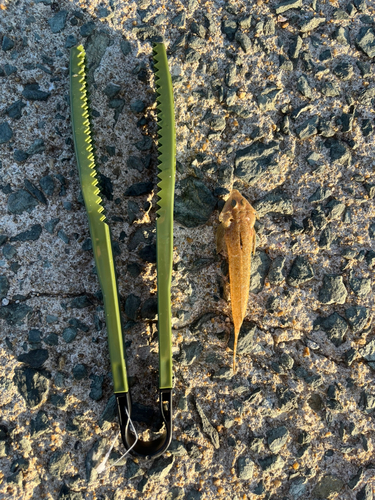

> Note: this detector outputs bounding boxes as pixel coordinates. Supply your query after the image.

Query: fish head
[219,189,257,228]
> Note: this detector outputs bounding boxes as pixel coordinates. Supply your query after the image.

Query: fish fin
[223,280,230,301]
[252,229,257,255]
[233,326,239,374]
[216,223,227,257]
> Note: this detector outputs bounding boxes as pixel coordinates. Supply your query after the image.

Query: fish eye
[231,199,237,207]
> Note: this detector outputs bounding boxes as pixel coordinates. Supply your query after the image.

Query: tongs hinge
[116,389,172,460]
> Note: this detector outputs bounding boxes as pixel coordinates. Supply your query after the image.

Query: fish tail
[233,327,239,373]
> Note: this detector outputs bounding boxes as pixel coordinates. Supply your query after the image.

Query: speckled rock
[272,352,294,374]
[2,35,14,51]
[30,410,49,437]
[345,306,371,333]
[48,10,68,33]
[22,84,51,101]
[318,275,347,305]
[44,218,59,235]
[234,141,279,185]
[257,87,282,111]
[287,256,314,286]
[174,177,217,227]
[0,302,32,325]
[40,175,55,196]
[228,321,256,354]
[356,27,375,58]
[5,100,26,120]
[0,276,9,299]
[253,192,293,217]
[267,426,289,453]
[0,122,13,144]
[267,256,286,284]
[275,0,302,14]
[349,272,372,297]
[24,179,47,205]
[85,439,106,484]
[13,368,50,408]
[124,293,141,321]
[89,374,104,401]
[258,454,284,471]
[311,475,344,499]
[319,224,334,249]
[300,17,325,33]
[359,338,375,363]
[17,349,49,369]
[333,61,354,80]
[297,75,313,99]
[308,186,332,203]
[195,400,220,449]
[321,81,340,97]
[235,31,252,53]
[11,224,42,242]
[289,35,303,59]
[289,477,307,499]
[326,140,351,165]
[250,251,271,293]
[148,455,175,480]
[7,189,38,214]
[326,200,345,220]
[179,341,203,365]
[85,31,112,84]
[320,312,348,347]
[236,456,254,480]
[356,484,373,500]
[296,115,319,139]
[141,297,158,319]
[49,451,70,479]
[102,83,120,100]
[62,327,77,343]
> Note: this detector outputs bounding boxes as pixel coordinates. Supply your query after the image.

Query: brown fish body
[217,190,257,372]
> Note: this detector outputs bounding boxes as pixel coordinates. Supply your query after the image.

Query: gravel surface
[0,0,375,499]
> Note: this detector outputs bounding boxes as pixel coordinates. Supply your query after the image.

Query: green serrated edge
[153,43,176,390]
[69,46,106,222]
[70,45,128,394]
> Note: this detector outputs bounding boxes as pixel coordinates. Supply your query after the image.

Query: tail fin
[232,327,239,373]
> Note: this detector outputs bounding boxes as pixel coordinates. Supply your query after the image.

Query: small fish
[217,190,257,372]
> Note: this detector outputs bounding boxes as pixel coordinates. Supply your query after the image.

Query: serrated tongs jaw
[70,45,128,397]
[153,42,176,392]
[70,46,106,223]
[70,43,175,460]
[117,43,176,459]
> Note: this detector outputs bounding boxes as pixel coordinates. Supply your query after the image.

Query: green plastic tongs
[70,44,176,459]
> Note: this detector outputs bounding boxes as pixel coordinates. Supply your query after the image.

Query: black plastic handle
[116,389,172,460]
